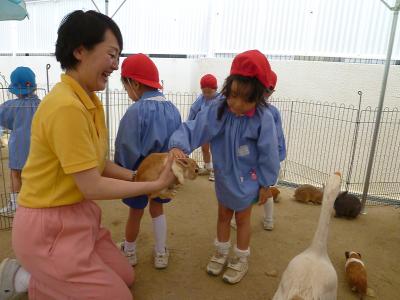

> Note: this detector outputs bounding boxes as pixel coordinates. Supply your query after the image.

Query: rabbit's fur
[334,191,361,219]
[294,184,323,205]
[135,153,199,200]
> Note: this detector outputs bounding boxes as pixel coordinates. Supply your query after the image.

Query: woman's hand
[257,186,273,205]
[157,153,177,189]
[169,147,187,159]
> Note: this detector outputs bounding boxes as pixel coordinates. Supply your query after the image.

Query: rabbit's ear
[345,251,350,259]
[176,158,189,167]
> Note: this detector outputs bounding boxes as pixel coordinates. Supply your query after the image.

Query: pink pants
[12,200,134,300]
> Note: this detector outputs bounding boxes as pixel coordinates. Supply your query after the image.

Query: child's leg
[149,201,166,254]
[217,203,234,243]
[125,207,144,243]
[149,200,169,269]
[263,198,274,230]
[10,170,22,193]
[201,144,211,166]
[206,203,233,276]
[234,205,252,250]
[0,170,20,216]
[222,205,252,284]
[121,207,144,266]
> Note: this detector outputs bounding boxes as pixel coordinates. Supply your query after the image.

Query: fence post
[281,100,294,181]
[345,91,362,191]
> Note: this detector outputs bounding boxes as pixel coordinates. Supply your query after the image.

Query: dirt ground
[1,175,400,300]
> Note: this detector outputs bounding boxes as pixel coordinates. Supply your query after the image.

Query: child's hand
[157,154,177,188]
[257,186,273,205]
[169,148,187,159]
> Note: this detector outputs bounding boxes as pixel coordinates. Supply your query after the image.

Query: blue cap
[8,67,37,96]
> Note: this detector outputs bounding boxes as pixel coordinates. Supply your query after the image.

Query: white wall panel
[0,0,399,59]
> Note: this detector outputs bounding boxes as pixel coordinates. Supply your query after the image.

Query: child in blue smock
[169,50,280,284]
[188,74,220,181]
[114,54,181,269]
[0,67,40,217]
[263,70,286,230]
[230,70,287,231]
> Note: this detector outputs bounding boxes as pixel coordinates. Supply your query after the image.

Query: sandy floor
[1,176,399,300]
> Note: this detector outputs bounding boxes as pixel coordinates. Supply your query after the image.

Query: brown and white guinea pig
[345,251,367,299]
[270,186,281,203]
[293,184,323,205]
[334,191,362,219]
[135,153,199,200]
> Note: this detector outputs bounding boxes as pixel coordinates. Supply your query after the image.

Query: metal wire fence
[0,89,399,230]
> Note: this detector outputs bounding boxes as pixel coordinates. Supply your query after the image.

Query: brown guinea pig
[293,184,323,205]
[270,186,281,203]
[345,251,367,299]
[135,153,199,200]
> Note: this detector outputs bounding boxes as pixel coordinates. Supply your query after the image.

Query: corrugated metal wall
[0,0,399,59]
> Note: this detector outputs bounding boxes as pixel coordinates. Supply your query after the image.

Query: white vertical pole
[105,0,111,158]
[361,0,400,212]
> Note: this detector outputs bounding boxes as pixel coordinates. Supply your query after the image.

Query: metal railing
[0,89,399,230]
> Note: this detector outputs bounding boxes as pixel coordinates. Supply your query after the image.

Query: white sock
[263,197,274,223]
[14,267,30,293]
[124,240,136,253]
[214,239,231,256]
[234,245,250,262]
[152,214,167,254]
[205,162,213,170]
[9,193,18,208]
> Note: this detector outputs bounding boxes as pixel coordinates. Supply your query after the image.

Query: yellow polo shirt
[18,74,108,208]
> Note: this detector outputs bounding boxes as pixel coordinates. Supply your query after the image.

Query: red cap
[200,74,217,89]
[270,70,277,89]
[230,50,274,89]
[121,54,162,89]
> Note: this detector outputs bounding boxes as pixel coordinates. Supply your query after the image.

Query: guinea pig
[345,251,367,299]
[293,184,323,205]
[334,191,362,219]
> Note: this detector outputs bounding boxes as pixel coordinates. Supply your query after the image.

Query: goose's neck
[309,192,335,254]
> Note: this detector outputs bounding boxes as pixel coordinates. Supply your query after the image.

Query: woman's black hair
[55,10,123,69]
[217,75,267,120]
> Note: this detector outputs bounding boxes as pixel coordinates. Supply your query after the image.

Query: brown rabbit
[293,184,323,204]
[135,153,199,200]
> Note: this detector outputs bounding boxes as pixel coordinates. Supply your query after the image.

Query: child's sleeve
[256,110,281,187]
[114,106,142,171]
[273,108,287,161]
[169,102,222,154]
[187,96,202,121]
[0,101,15,130]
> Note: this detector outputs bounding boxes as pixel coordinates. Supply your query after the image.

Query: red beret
[121,54,162,89]
[200,74,217,89]
[230,50,274,89]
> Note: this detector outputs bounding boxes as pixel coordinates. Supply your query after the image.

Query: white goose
[273,172,341,300]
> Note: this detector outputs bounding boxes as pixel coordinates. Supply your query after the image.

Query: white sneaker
[0,258,21,300]
[208,170,215,181]
[198,168,210,176]
[119,242,137,266]
[154,248,169,269]
[263,218,274,231]
[206,252,228,276]
[222,257,249,284]
[0,201,16,218]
